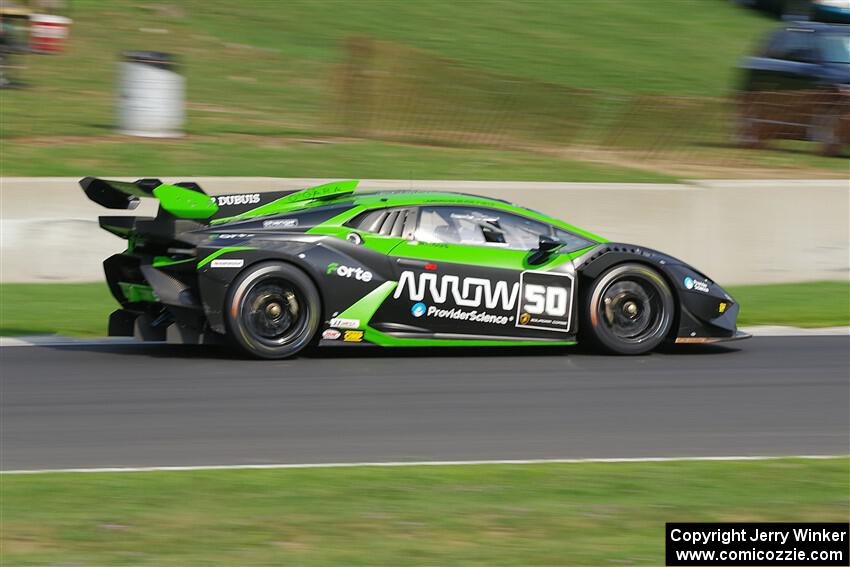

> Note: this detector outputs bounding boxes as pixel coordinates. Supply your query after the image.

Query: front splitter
[675,330,752,344]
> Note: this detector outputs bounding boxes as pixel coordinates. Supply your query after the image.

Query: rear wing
[81,177,289,243]
[79,177,341,221]
[80,177,357,240]
[80,177,219,219]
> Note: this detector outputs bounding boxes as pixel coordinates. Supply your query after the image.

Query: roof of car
[212,189,526,225]
[211,187,607,242]
[346,190,515,209]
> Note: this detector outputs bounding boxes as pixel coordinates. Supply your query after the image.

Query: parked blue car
[737,21,850,155]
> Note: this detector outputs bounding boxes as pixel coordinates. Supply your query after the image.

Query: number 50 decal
[523,284,569,316]
[515,271,574,333]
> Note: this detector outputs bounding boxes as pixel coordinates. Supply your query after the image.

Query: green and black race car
[82,177,749,358]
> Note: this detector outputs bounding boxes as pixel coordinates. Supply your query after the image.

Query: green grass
[0,138,676,181]
[1,459,847,566]
[3,0,844,179]
[4,0,773,139]
[729,281,850,328]
[1,281,847,338]
[0,283,113,337]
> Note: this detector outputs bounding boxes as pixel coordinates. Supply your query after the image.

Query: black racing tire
[581,263,675,355]
[224,261,321,359]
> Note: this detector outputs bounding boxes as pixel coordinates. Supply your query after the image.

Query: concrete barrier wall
[1,177,847,285]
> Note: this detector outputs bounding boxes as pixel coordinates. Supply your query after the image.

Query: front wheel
[225,262,321,359]
[581,263,675,355]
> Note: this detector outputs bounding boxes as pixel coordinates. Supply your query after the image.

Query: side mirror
[537,235,562,253]
[528,235,564,265]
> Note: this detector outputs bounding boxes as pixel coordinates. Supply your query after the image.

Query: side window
[346,208,416,238]
[763,30,788,59]
[414,206,551,251]
[782,29,817,62]
[819,32,850,64]
[553,228,594,253]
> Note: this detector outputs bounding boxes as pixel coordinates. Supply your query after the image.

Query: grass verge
[728,281,850,328]
[0,138,676,182]
[1,458,847,566]
[1,281,847,338]
[3,0,772,141]
[0,283,113,337]
[2,0,845,179]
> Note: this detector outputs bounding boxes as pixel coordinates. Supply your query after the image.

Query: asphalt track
[1,336,848,471]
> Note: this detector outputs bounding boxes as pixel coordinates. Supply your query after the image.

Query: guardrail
[1,177,847,284]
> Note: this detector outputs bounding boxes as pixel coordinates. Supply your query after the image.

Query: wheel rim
[597,275,667,344]
[241,279,306,346]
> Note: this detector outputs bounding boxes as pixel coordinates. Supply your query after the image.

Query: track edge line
[2,455,847,475]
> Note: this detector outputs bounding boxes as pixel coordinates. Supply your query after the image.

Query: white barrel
[117,51,185,138]
[29,14,73,53]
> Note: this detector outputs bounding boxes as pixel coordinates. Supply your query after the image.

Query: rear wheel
[581,263,674,355]
[225,262,320,359]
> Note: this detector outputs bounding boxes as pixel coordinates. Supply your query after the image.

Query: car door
[775,28,822,132]
[747,28,820,134]
[744,29,786,94]
[368,205,583,341]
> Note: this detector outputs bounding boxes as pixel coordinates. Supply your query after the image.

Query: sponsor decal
[212,193,261,206]
[322,329,341,340]
[394,271,519,310]
[343,330,364,343]
[329,317,359,329]
[683,276,710,293]
[263,218,298,229]
[394,270,573,331]
[718,302,727,314]
[514,271,574,333]
[210,258,244,269]
[424,305,512,325]
[326,262,373,282]
[217,233,254,239]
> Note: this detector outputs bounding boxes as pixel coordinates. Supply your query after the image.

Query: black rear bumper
[104,252,221,345]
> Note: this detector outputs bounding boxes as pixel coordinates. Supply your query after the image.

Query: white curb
[2,454,845,475]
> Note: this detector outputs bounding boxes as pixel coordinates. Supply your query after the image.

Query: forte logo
[326,262,373,282]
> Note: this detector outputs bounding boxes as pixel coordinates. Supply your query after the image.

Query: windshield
[822,32,850,63]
